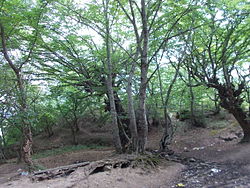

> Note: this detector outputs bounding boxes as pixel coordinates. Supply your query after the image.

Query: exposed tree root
[32,154,161,182]
[32,162,90,181]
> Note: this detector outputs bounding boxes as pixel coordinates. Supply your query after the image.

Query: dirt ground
[2,161,184,188]
[1,115,250,188]
[36,147,114,169]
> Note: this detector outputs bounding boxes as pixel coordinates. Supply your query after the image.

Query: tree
[183,0,250,142]
[34,0,198,153]
[157,53,184,151]
[51,86,91,145]
[0,0,47,168]
[103,0,122,152]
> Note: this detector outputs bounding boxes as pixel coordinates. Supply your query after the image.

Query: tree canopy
[0,0,249,167]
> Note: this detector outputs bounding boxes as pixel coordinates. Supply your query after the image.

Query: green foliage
[1,0,249,154]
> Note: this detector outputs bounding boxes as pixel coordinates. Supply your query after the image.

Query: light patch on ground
[2,161,184,188]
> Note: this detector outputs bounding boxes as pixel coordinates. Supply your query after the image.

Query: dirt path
[166,126,250,188]
[164,150,250,188]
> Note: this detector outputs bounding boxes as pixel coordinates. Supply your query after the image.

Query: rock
[189,158,196,162]
[219,135,237,141]
[235,132,243,138]
[117,178,124,182]
[176,183,185,187]
[103,165,112,171]
[211,168,221,173]
[21,171,29,176]
[184,147,189,152]
[192,147,205,150]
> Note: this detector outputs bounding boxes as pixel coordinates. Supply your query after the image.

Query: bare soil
[1,114,250,188]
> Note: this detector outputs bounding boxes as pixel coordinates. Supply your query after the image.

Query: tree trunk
[0,148,6,161]
[127,62,138,152]
[72,113,79,145]
[231,108,250,142]
[106,82,122,153]
[48,125,54,137]
[158,63,179,151]
[71,125,78,145]
[137,59,148,153]
[21,126,33,168]
[104,0,122,153]
[0,128,6,160]
[105,92,130,151]
[217,84,250,142]
[0,123,6,147]
[45,123,54,137]
[188,71,195,125]
[1,23,33,168]
[75,122,80,132]
[18,73,34,169]
[159,113,174,152]
[136,0,149,153]
[246,87,250,116]
[214,93,221,115]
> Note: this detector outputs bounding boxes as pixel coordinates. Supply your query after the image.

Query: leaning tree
[183,0,250,142]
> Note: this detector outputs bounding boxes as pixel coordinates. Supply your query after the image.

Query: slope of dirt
[33,119,113,153]
[36,148,114,169]
[165,115,250,187]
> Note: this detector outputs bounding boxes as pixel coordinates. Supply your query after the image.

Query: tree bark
[159,113,173,151]
[136,0,149,153]
[231,108,250,142]
[72,112,78,145]
[188,69,195,125]
[158,64,179,151]
[127,59,138,152]
[103,0,122,153]
[45,124,54,137]
[214,93,221,115]
[0,122,6,147]
[0,23,33,168]
[216,84,250,142]
[105,91,130,151]
[21,126,33,167]
[70,126,78,145]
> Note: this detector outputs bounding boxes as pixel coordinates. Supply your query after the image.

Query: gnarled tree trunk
[21,126,33,167]
[216,84,250,142]
[159,113,174,152]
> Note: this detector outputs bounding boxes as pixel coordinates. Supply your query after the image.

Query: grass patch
[132,154,161,169]
[33,163,47,171]
[210,129,218,136]
[32,144,105,159]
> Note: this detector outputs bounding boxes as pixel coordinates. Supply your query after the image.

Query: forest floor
[1,113,250,188]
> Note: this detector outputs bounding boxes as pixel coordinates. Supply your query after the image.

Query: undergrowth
[32,144,105,159]
[33,163,47,171]
[132,154,161,169]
